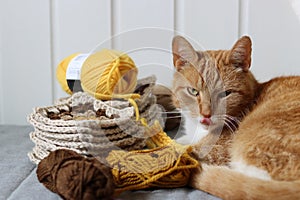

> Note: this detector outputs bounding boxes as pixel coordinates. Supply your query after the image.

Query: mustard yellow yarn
[81,49,140,100]
[106,121,200,194]
[56,49,140,101]
[56,53,80,95]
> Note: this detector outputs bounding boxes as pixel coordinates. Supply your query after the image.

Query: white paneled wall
[51,0,112,99]
[181,0,239,50]
[1,0,300,125]
[1,0,52,125]
[248,0,300,81]
[0,6,3,124]
[111,0,175,87]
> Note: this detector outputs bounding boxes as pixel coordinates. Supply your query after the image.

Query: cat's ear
[172,36,198,71]
[230,36,252,72]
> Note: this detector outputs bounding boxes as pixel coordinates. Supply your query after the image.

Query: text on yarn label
[66,54,89,80]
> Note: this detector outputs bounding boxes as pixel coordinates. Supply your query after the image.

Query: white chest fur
[175,112,209,145]
[231,159,271,180]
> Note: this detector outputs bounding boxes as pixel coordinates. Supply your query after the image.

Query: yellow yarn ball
[56,49,140,100]
[56,53,80,95]
[81,49,139,100]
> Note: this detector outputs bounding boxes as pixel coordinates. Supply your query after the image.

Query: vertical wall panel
[0,7,4,124]
[182,0,239,50]
[248,0,300,81]
[112,0,175,87]
[238,0,250,36]
[174,0,185,33]
[1,0,52,125]
[51,0,111,100]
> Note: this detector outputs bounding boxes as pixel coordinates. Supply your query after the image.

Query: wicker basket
[28,76,164,164]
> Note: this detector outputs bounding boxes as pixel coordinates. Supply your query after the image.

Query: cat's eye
[187,87,199,96]
[218,90,232,98]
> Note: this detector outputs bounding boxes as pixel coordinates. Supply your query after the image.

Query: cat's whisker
[223,115,239,129]
[151,111,182,114]
[147,110,189,114]
[224,118,238,132]
[211,115,228,122]
[224,119,237,134]
[212,114,239,133]
[223,120,235,135]
[220,114,240,125]
[225,117,240,129]
[162,116,182,119]
[225,115,240,124]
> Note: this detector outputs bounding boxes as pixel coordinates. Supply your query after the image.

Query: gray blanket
[0,125,219,200]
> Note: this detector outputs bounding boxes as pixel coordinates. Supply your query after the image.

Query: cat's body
[171,35,300,199]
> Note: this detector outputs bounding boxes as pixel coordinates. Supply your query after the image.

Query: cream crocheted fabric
[28,76,163,164]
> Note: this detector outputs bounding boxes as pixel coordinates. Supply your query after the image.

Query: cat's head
[172,35,259,133]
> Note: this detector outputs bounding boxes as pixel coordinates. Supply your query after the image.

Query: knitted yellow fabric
[106,121,200,194]
[56,53,80,95]
[144,121,173,148]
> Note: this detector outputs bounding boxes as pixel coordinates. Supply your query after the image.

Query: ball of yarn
[37,149,115,200]
[56,53,80,95]
[81,49,138,100]
[56,49,139,100]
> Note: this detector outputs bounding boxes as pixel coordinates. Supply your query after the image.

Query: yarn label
[66,54,89,80]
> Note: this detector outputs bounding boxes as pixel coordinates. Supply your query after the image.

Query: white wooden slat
[112,0,175,87]
[174,0,185,33]
[248,0,300,81]
[51,0,111,100]
[238,0,250,36]
[0,10,3,124]
[1,0,52,125]
[181,0,239,50]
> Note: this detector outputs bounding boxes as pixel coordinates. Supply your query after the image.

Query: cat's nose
[202,113,211,119]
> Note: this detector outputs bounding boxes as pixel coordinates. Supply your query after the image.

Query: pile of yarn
[37,122,200,200]
[32,48,198,200]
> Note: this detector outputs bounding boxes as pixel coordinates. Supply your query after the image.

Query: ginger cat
[172,35,300,199]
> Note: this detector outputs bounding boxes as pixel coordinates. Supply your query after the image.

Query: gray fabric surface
[0,125,35,200]
[0,125,219,200]
[119,188,219,200]
[7,169,60,200]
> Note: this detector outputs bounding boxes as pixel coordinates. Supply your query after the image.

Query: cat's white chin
[175,112,209,145]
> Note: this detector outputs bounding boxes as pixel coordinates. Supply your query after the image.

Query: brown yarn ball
[37,149,81,193]
[37,149,115,200]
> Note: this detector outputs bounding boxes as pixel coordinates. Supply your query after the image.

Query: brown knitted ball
[37,149,115,200]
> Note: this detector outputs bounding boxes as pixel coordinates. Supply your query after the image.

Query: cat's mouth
[200,118,212,127]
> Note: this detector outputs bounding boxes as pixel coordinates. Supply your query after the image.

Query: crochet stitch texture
[28,76,163,164]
